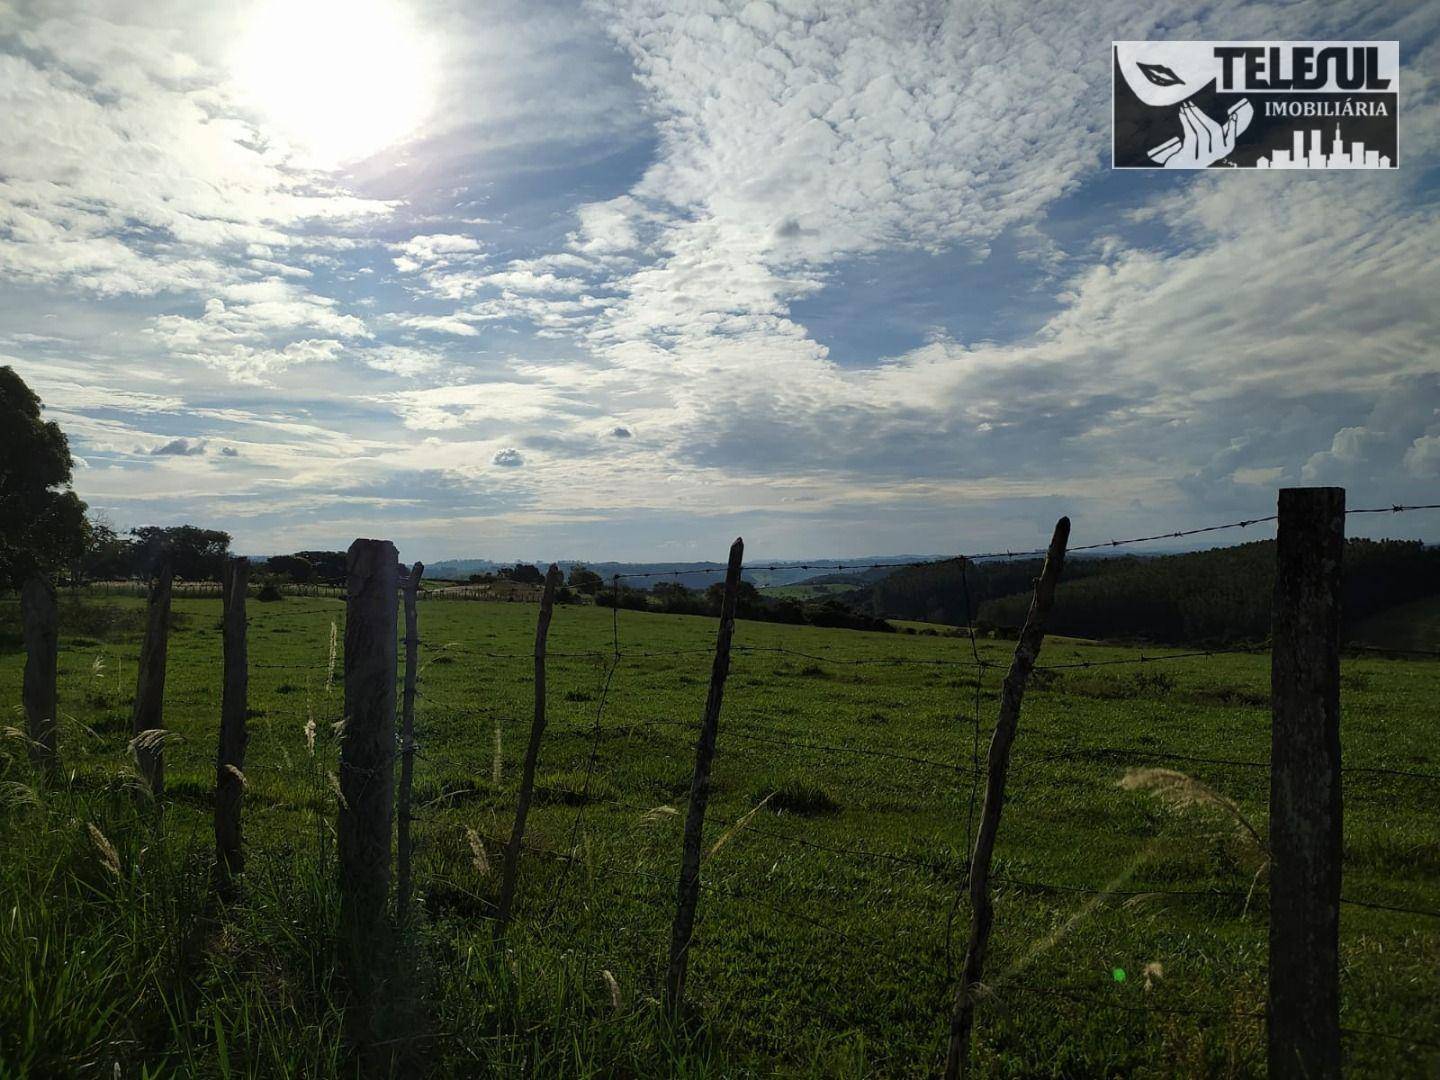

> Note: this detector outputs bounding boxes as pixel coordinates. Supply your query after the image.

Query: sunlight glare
[231,0,436,167]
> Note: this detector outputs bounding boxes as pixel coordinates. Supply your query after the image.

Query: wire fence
[18,496,1440,1072]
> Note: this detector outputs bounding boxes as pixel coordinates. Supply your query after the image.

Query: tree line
[860,539,1440,646]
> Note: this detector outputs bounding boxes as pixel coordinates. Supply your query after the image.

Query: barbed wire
[624,714,975,775]
[1026,744,1440,782]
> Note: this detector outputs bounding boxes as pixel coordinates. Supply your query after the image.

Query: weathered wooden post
[339,539,399,941]
[666,538,744,1015]
[946,517,1069,1079]
[131,558,173,795]
[215,556,249,893]
[20,576,59,776]
[1269,487,1344,1080]
[494,563,562,936]
[396,560,424,917]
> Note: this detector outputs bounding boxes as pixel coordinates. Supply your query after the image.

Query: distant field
[1351,595,1440,652]
[1,593,1436,1076]
[756,582,857,600]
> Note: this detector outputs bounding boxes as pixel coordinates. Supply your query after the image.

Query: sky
[2,0,1438,563]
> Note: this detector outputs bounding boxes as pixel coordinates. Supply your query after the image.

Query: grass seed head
[600,969,621,1014]
[88,823,122,878]
[465,827,490,876]
[1118,767,1267,866]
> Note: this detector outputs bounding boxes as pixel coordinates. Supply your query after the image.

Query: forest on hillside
[859,540,1440,647]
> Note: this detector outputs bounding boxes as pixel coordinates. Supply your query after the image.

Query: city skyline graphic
[1257,123,1394,168]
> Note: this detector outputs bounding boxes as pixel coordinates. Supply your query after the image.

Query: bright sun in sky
[231,0,436,167]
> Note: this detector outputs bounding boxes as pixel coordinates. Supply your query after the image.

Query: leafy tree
[294,550,347,585]
[504,563,545,585]
[130,525,231,581]
[568,565,604,595]
[78,519,136,581]
[265,554,314,583]
[705,579,762,617]
[0,366,89,586]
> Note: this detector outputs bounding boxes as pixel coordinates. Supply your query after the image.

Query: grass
[0,592,1437,1077]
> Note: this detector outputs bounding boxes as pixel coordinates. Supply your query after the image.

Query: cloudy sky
[3,0,1438,562]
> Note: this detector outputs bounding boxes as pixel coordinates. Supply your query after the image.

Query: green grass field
[1,593,1437,1077]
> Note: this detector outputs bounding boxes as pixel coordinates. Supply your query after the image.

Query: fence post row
[495,563,563,937]
[215,556,249,894]
[1268,487,1344,1079]
[131,558,173,796]
[946,516,1070,1080]
[396,560,424,918]
[338,540,399,946]
[20,575,59,776]
[666,537,745,1015]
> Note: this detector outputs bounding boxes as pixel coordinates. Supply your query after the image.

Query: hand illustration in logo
[1147,99,1254,167]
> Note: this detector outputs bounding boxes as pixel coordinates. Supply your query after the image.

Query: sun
[230,0,436,168]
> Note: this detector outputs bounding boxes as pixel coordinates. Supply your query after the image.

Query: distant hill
[859,539,1440,647]
[424,556,934,591]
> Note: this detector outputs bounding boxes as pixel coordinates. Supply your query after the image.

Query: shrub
[756,778,840,817]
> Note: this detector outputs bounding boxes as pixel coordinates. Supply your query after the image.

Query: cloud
[1405,435,1440,478]
[150,437,207,456]
[3,0,1439,561]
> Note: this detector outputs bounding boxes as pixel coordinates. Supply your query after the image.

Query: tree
[568,565,604,595]
[504,563,544,585]
[0,366,89,586]
[78,519,137,581]
[130,525,231,581]
[568,564,602,593]
[295,550,347,585]
[265,554,314,583]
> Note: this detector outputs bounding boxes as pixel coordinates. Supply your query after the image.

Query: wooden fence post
[396,560,424,917]
[131,559,173,796]
[339,539,399,942]
[215,556,249,893]
[20,576,59,777]
[494,563,562,936]
[666,537,744,1015]
[1269,487,1344,1080]
[945,517,1069,1079]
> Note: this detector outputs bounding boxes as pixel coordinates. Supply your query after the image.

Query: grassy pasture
[0,593,1437,1077]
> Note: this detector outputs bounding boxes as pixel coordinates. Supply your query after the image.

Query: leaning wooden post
[945,517,1069,1079]
[339,540,400,943]
[396,560,424,917]
[20,576,59,777]
[130,558,173,796]
[1268,487,1344,1080]
[215,557,249,894]
[494,563,562,936]
[665,537,744,1015]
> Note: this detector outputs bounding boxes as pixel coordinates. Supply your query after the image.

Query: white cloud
[3,0,1439,559]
